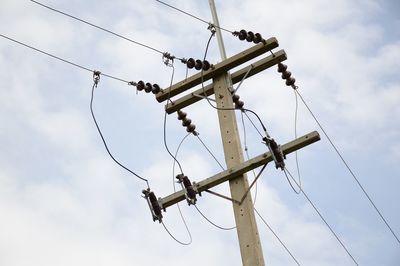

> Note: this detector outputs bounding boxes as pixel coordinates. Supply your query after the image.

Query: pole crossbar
[158,131,320,209]
[155,37,279,102]
[165,50,287,114]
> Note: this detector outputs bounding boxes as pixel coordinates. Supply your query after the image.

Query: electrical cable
[196,135,225,171]
[283,168,301,194]
[194,205,236,231]
[168,132,193,246]
[155,0,233,34]
[29,0,183,61]
[254,207,301,266]
[161,221,191,245]
[286,167,359,265]
[0,33,130,84]
[295,89,400,245]
[90,73,150,188]
[293,90,302,191]
[163,63,185,174]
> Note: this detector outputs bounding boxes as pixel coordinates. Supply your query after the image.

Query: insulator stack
[185,58,212,71]
[263,137,285,170]
[177,110,197,134]
[277,63,296,87]
[142,189,163,222]
[233,29,264,44]
[176,174,197,205]
[232,93,245,109]
[136,80,161,94]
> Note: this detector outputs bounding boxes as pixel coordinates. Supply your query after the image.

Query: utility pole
[151,4,321,264]
[208,1,264,265]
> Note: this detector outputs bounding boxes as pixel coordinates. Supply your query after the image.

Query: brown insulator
[286,77,296,86]
[186,58,195,69]
[177,110,187,120]
[277,63,287,73]
[145,82,153,93]
[152,84,161,94]
[281,71,292,79]
[238,29,247,40]
[149,191,162,219]
[235,100,244,109]
[202,60,211,71]
[195,59,203,70]
[246,31,255,42]
[254,33,263,44]
[186,124,196,133]
[232,94,240,102]
[136,80,144,91]
[182,118,192,127]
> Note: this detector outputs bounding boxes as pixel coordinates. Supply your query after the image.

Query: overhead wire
[29,0,183,60]
[0,33,130,84]
[90,72,150,188]
[155,0,233,34]
[254,207,301,266]
[286,165,359,265]
[295,88,400,245]
[196,135,225,171]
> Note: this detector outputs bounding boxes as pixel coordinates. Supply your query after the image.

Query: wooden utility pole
[153,5,321,263]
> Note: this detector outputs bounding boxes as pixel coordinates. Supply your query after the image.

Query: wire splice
[142,188,163,223]
[176,174,197,205]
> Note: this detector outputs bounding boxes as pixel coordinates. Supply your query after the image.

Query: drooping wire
[286,166,359,265]
[254,207,301,266]
[161,221,191,245]
[30,0,183,60]
[194,205,236,231]
[168,132,193,246]
[90,72,149,188]
[293,90,302,191]
[162,63,185,174]
[295,88,400,245]
[155,0,233,34]
[283,168,301,194]
[0,33,130,84]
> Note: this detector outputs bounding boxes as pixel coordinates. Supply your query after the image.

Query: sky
[0,0,399,265]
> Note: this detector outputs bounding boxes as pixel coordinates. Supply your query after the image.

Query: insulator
[145,82,153,93]
[182,118,192,127]
[136,80,144,91]
[186,124,196,133]
[202,60,211,71]
[277,63,287,73]
[148,191,162,219]
[177,110,187,120]
[235,100,244,109]
[187,58,195,69]
[232,94,240,102]
[246,31,255,42]
[152,84,161,94]
[195,59,203,70]
[269,138,279,150]
[254,33,262,44]
[286,77,296,86]
[281,71,292,79]
[238,29,247,40]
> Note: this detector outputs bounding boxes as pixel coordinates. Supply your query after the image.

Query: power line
[156,0,233,34]
[295,89,400,245]
[254,207,301,266]
[196,135,225,171]
[29,0,181,60]
[286,167,359,265]
[0,33,130,84]
[90,72,150,188]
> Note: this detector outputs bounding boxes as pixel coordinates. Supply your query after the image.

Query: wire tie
[93,70,101,87]
[207,23,217,35]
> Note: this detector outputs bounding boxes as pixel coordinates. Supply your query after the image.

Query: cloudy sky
[1,0,399,265]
